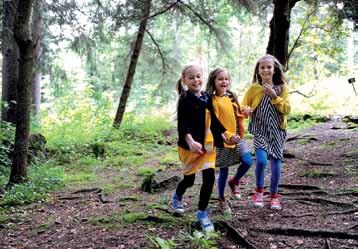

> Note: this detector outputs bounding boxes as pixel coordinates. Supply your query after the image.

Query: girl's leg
[255,148,268,190]
[269,158,282,194]
[176,174,195,200]
[232,152,253,182]
[198,168,215,211]
[269,158,282,210]
[253,148,267,208]
[218,167,229,199]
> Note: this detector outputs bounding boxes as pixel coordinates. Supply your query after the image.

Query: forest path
[0,119,357,249]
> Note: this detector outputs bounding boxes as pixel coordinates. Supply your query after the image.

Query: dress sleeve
[271,85,291,115]
[177,96,191,138]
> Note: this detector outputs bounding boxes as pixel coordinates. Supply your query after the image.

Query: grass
[299,169,336,178]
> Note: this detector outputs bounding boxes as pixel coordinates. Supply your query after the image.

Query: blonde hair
[176,64,203,95]
[252,54,287,86]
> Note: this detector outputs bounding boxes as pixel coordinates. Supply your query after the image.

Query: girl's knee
[241,153,253,168]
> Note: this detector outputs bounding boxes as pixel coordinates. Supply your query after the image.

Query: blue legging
[255,148,281,193]
[218,152,252,198]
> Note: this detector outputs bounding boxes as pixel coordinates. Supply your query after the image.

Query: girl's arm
[178,96,204,154]
[241,86,254,118]
[177,96,192,139]
[271,85,291,115]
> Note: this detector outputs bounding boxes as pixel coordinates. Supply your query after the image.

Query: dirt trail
[0,119,357,249]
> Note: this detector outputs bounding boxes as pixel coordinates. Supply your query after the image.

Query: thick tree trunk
[266,0,290,69]
[32,0,43,116]
[9,0,34,184]
[113,0,151,128]
[1,0,19,124]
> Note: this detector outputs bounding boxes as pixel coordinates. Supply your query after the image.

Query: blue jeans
[218,152,252,198]
[255,148,281,193]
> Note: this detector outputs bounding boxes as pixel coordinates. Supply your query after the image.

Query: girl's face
[182,66,203,95]
[214,71,230,96]
[258,58,275,83]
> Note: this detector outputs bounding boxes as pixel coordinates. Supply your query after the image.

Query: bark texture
[113,0,151,128]
[9,0,34,184]
[1,0,19,124]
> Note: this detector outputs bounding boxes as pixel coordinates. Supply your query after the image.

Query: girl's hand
[185,134,204,154]
[222,134,240,145]
[263,83,277,99]
[242,107,253,117]
[229,134,240,144]
[188,140,204,154]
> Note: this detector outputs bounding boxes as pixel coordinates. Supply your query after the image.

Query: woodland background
[0,1,357,248]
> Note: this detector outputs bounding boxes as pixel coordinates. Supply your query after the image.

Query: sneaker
[197,210,215,233]
[253,191,264,208]
[270,194,282,210]
[228,177,241,200]
[171,193,184,214]
[218,198,232,214]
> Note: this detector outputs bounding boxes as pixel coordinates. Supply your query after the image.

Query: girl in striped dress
[206,68,253,214]
[242,55,291,210]
[172,64,237,232]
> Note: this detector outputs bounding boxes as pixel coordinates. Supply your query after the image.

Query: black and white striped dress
[248,86,286,159]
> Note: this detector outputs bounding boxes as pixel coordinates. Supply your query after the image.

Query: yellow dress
[178,109,216,175]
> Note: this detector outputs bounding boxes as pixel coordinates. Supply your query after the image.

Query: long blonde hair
[252,54,287,86]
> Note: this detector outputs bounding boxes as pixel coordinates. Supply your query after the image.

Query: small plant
[185,230,220,249]
[147,235,176,249]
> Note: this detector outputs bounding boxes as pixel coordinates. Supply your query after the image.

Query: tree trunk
[32,0,43,116]
[266,0,290,69]
[113,0,151,128]
[1,0,19,124]
[9,0,34,184]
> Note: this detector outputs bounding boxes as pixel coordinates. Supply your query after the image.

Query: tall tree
[9,0,34,184]
[113,0,152,128]
[266,0,299,69]
[1,0,19,124]
[32,0,44,116]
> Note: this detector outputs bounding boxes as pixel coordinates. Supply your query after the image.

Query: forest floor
[0,119,358,249]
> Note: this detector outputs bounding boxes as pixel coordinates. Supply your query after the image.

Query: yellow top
[241,83,291,129]
[212,95,245,148]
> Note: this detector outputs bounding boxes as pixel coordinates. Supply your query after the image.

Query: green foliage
[185,230,220,249]
[0,165,65,207]
[0,122,15,168]
[299,169,336,178]
[147,236,176,249]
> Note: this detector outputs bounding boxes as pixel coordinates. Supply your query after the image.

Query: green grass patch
[299,169,336,178]
[0,164,65,207]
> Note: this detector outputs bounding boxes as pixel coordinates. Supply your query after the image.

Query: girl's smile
[214,71,230,96]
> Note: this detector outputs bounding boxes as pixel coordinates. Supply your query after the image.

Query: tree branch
[178,0,228,53]
[289,90,314,98]
[147,0,180,20]
[145,28,167,72]
[287,8,316,64]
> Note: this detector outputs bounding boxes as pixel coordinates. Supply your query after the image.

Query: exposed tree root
[251,226,358,239]
[279,184,321,190]
[216,221,259,249]
[346,224,358,231]
[335,191,358,197]
[71,188,102,194]
[280,190,329,196]
[282,208,358,218]
[306,161,334,166]
[291,197,354,208]
[325,238,332,249]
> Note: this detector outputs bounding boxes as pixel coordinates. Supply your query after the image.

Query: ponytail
[176,78,184,95]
